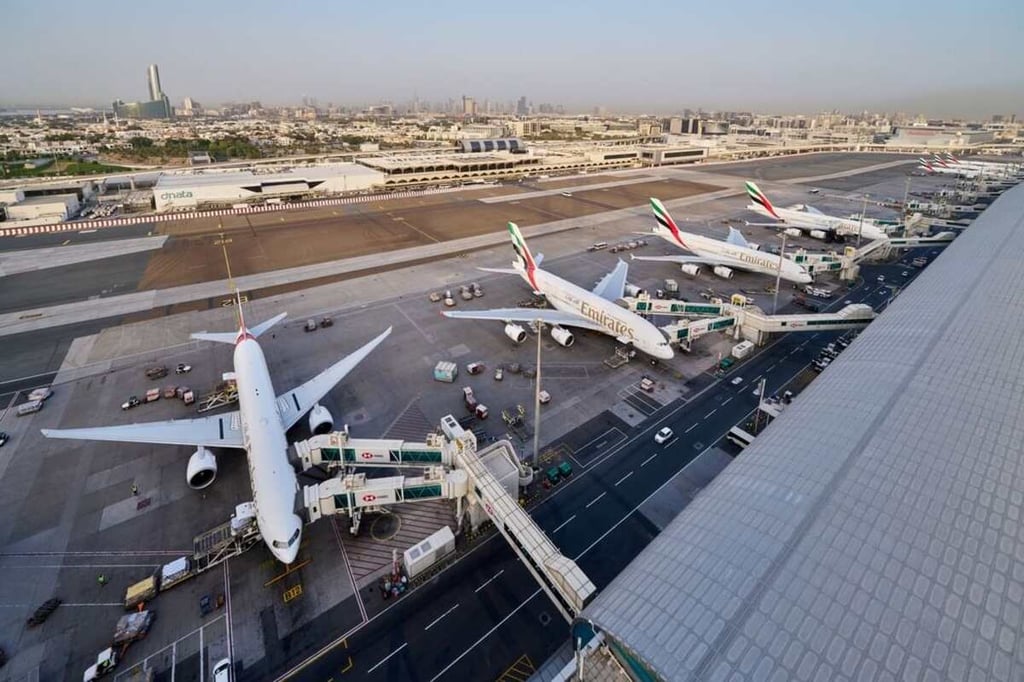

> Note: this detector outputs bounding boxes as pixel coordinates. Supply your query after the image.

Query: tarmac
[0,152,953,681]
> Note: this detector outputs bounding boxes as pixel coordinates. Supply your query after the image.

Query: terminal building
[152,163,384,211]
[568,183,1024,681]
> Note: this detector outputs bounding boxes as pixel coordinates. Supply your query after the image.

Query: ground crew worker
[97,574,108,586]
[131,483,138,496]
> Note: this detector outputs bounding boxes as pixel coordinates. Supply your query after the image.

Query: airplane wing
[276,327,392,430]
[591,259,629,302]
[41,412,244,448]
[443,308,606,332]
[631,254,735,267]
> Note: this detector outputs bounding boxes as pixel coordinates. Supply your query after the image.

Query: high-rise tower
[147,64,163,102]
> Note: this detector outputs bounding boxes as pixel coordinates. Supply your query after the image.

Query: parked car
[319,317,334,328]
[538,390,551,405]
[212,658,232,682]
[654,427,674,444]
[494,367,504,381]
[730,376,744,386]
[304,319,317,332]
[175,363,192,374]
[0,431,8,447]
[121,396,141,410]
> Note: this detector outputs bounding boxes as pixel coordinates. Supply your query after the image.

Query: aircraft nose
[274,543,299,565]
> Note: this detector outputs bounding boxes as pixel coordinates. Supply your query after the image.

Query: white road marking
[424,603,460,631]
[704,409,717,419]
[722,397,733,405]
[552,516,576,533]
[640,453,657,467]
[615,472,633,487]
[368,643,409,673]
[429,590,541,682]
[767,363,777,371]
[685,423,698,433]
[586,492,606,508]
[475,569,505,593]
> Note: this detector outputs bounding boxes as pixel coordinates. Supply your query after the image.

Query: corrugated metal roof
[154,163,380,189]
[583,183,1024,681]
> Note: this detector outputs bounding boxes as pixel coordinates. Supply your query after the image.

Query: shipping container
[403,526,456,579]
[433,361,458,383]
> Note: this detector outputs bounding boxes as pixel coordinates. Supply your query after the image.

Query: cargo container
[732,341,755,360]
[433,361,458,383]
[124,575,158,610]
[160,557,192,591]
[403,526,456,579]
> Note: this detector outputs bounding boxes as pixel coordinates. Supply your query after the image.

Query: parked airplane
[442,222,674,360]
[632,197,812,284]
[917,158,990,179]
[42,296,392,564]
[936,154,1021,176]
[744,181,890,242]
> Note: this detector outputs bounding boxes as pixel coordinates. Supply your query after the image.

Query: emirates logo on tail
[507,222,539,290]
[745,181,780,220]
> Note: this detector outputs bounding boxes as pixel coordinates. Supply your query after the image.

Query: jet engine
[308,403,334,435]
[680,263,701,278]
[712,265,735,280]
[504,323,527,344]
[550,326,575,347]
[809,230,828,240]
[187,447,217,489]
[783,228,802,238]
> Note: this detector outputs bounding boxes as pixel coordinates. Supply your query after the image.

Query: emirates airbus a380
[42,294,390,564]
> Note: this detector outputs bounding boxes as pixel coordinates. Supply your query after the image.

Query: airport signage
[159,190,194,201]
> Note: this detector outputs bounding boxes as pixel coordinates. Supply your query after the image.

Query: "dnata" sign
[159,190,194,200]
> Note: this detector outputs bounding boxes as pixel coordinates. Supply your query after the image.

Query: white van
[212,658,231,682]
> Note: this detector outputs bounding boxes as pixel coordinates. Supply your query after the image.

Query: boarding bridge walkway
[440,415,595,620]
[295,431,449,471]
[303,466,467,533]
[291,416,596,619]
[623,296,875,347]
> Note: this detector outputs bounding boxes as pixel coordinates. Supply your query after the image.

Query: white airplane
[41,296,391,564]
[632,197,813,284]
[916,158,990,179]
[442,222,674,360]
[935,154,1021,177]
[744,181,890,242]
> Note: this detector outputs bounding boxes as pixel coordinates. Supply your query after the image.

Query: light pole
[532,320,543,465]
[772,231,787,315]
[856,193,869,249]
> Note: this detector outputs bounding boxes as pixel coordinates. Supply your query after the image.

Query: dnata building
[153,163,384,211]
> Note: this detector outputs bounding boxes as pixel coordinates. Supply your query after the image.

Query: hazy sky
[2,0,1023,117]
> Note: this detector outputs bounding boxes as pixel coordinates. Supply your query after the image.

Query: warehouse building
[153,163,384,211]
[887,126,996,149]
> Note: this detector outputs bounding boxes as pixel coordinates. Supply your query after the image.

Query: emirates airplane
[443,222,674,360]
[42,297,391,564]
[633,197,813,284]
[743,181,891,242]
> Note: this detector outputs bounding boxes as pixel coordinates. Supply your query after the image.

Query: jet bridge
[623,296,875,349]
[440,415,596,620]
[290,417,596,619]
[294,431,449,472]
[303,466,468,533]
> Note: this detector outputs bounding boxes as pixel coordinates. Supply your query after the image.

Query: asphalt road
[0,250,153,314]
[0,319,120,386]
[276,258,925,681]
[0,222,155,252]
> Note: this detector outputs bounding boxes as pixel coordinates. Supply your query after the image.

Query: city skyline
[2,0,1023,118]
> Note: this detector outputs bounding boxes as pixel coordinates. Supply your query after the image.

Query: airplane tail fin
[649,197,690,248]
[192,312,288,345]
[507,222,540,289]
[744,181,780,220]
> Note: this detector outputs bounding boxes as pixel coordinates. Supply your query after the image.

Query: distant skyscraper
[517,96,528,116]
[462,96,476,116]
[113,64,172,120]
[147,64,163,102]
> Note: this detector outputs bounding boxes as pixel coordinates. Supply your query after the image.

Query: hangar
[153,163,385,211]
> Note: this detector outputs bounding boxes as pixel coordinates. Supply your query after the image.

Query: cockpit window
[273,528,301,549]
